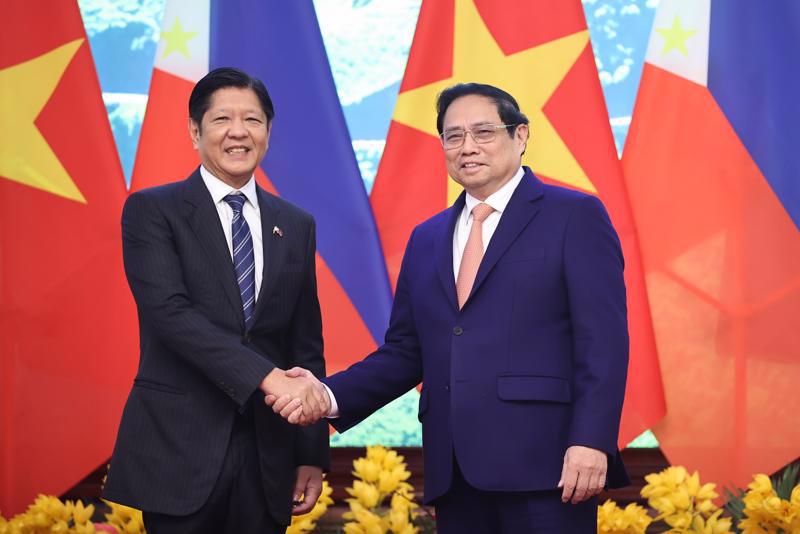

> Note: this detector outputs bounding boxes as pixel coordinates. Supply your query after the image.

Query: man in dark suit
[104,67,329,534]
[271,83,630,533]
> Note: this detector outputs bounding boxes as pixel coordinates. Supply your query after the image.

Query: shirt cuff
[322,383,339,418]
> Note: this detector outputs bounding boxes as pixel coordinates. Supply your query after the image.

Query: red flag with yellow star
[0,1,137,514]
[370,0,665,447]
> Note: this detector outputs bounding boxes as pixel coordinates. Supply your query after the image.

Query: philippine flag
[622,0,800,487]
[132,0,392,374]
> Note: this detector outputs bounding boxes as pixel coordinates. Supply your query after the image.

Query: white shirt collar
[464,166,525,216]
[200,165,259,208]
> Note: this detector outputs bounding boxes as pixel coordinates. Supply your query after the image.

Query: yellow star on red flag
[0,39,86,203]
[392,0,596,203]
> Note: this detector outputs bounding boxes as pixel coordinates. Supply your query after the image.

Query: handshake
[259,367,330,425]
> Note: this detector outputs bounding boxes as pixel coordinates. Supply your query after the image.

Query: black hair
[188,67,274,128]
[436,83,529,137]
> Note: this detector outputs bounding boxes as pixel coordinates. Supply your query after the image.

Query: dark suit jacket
[104,169,329,524]
[326,167,629,504]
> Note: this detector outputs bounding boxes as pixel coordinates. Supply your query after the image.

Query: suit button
[444,385,450,391]
[453,326,463,336]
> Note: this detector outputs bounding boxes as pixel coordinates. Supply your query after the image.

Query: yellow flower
[692,509,734,534]
[72,500,95,525]
[347,479,381,509]
[381,450,405,471]
[748,474,773,496]
[597,500,652,534]
[738,473,800,534]
[353,457,382,483]
[390,489,415,513]
[366,445,389,466]
[664,510,693,529]
[378,466,412,497]
[286,516,315,534]
[104,500,145,534]
[343,501,387,534]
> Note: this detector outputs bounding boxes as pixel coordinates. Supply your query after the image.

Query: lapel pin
[272,226,283,238]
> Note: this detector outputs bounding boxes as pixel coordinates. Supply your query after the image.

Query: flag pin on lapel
[272,226,283,238]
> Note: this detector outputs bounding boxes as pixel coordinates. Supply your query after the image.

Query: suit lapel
[434,192,465,313]
[467,169,544,306]
[180,169,245,328]
[250,186,284,326]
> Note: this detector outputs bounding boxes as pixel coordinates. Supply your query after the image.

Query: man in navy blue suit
[271,82,630,533]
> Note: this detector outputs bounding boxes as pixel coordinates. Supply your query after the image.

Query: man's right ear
[188,118,200,149]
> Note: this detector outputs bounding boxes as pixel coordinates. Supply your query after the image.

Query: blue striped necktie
[223,193,256,328]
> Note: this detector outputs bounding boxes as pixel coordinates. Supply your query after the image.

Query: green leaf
[722,486,746,534]
[772,461,800,501]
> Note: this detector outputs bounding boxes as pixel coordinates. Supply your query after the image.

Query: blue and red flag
[622,0,800,486]
[132,0,392,374]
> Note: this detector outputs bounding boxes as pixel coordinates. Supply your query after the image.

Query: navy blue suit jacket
[104,169,329,524]
[326,168,629,503]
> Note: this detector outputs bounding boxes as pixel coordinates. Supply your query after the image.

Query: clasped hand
[261,367,329,425]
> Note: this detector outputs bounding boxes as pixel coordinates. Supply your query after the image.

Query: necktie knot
[223,193,246,214]
[471,202,494,223]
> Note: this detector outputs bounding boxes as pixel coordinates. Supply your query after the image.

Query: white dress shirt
[200,165,264,301]
[326,167,525,418]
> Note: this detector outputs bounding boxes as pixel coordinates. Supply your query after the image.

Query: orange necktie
[456,203,495,308]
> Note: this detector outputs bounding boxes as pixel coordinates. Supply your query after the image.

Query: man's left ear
[517,123,530,154]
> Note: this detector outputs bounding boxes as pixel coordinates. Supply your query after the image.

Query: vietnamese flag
[370,0,665,446]
[0,0,137,515]
[622,0,800,486]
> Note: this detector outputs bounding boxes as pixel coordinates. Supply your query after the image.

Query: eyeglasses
[439,124,517,150]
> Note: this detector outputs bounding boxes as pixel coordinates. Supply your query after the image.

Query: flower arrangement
[597,499,653,534]
[286,479,334,534]
[342,445,420,534]
[0,495,96,534]
[639,465,734,533]
[6,456,800,534]
[735,464,800,534]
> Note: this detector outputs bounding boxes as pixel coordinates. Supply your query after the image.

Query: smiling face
[442,94,528,200]
[189,86,270,188]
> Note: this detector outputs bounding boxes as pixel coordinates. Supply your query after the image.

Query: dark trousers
[143,412,285,534]
[434,460,597,534]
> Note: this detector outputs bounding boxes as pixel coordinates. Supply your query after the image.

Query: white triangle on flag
[645,0,710,87]
[154,0,209,83]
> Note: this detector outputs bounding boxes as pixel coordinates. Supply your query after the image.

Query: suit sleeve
[563,195,629,456]
[121,191,274,407]
[324,228,424,433]
[288,219,330,469]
